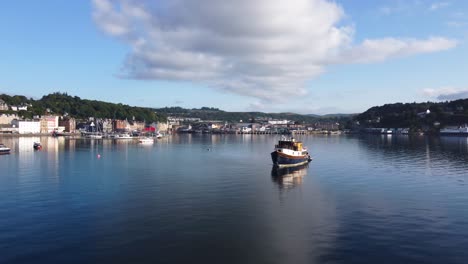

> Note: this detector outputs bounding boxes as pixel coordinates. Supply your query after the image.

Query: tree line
[0,92,166,123]
[352,99,468,131]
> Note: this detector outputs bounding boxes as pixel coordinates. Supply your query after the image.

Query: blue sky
[1,0,467,114]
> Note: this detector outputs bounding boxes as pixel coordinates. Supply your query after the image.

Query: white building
[241,126,252,133]
[268,120,289,125]
[19,121,41,134]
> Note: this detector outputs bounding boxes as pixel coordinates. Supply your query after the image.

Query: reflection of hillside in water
[356,135,468,175]
[271,164,309,189]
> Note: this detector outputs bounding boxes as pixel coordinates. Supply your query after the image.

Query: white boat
[112,133,133,139]
[440,126,468,135]
[0,143,11,155]
[83,121,103,139]
[84,133,103,139]
[138,137,154,144]
[156,132,163,139]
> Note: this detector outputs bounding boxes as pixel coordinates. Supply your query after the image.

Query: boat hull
[271,151,311,168]
[0,150,10,155]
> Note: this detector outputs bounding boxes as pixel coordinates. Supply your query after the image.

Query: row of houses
[81,119,167,133]
[0,113,169,135]
[0,114,74,134]
[174,119,341,134]
[0,99,30,112]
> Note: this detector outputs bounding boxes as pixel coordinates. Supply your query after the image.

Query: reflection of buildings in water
[45,136,60,154]
[18,136,41,152]
[17,137,40,163]
[210,134,221,145]
[67,138,76,152]
[271,164,309,189]
[45,137,60,179]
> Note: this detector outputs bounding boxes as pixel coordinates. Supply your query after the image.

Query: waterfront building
[156,121,168,132]
[18,121,41,134]
[0,113,18,125]
[112,119,129,132]
[58,117,76,133]
[129,121,145,132]
[101,119,113,133]
[40,115,60,133]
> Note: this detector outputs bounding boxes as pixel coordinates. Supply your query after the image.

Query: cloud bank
[92,0,457,101]
[423,87,468,101]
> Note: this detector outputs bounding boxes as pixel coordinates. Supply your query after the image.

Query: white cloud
[422,87,468,100]
[92,0,457,101]
[337,37,456,63]
[430,1,450,11]
[379,0,423,15]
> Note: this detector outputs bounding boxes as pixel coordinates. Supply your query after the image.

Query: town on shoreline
[2,92,468,137]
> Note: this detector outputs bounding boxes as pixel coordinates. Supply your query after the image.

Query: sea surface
[1,134,468,264]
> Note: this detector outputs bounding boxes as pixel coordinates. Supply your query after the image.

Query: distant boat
[84,133,103,139]
[33,142,42,150]
[156,132,163,139]
[83,121,103,139]
[138,137,154,144]
[440,126,468,135]
[0,143,11,155]
[271,137,312,168]
[112,133,133,139]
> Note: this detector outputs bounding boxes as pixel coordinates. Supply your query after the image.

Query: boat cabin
[275,139,303,151]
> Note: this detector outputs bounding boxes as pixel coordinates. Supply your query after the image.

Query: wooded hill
[0,93,166,123]
[354,99,468,130]
[0,93,353,124]
[154,106,353,124]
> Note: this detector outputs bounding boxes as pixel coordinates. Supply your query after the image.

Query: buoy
[97,154,101,159]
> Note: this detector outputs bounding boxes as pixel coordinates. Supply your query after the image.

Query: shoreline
[0,133,80,137]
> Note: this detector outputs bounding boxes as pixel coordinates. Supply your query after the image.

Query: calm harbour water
[1,134,468,264]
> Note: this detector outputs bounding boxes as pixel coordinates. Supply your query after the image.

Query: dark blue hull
[271,151,311,168]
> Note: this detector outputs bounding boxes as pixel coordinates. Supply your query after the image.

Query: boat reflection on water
[271,163,309,189]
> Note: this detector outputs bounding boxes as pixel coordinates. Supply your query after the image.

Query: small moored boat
[138,137,154,144]
[271,137,312,168]
[33,142,42,150]
[0,143,11,155]
[156,132,163,139]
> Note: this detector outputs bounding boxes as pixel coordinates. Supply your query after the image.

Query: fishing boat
[84,133,103,139]
[440,126,468,135]
[138,137,154,144]
[111,133,133,139]
[271,137,312,168]
[33,142,42,150]
[82,121,103,139]
[0,143,11,155]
